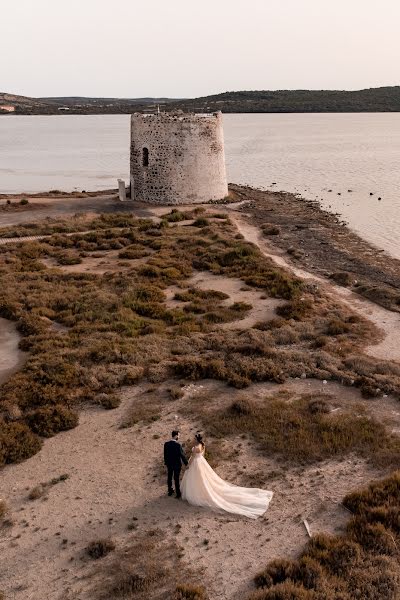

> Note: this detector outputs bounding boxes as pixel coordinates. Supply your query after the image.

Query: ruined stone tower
[130,111,228,204]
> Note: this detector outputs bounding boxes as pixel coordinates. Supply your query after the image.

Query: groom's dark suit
[164,439,188,497]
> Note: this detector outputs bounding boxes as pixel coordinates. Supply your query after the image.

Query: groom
[164,430,188,499]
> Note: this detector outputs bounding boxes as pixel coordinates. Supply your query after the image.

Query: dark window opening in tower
[142,147,149,167]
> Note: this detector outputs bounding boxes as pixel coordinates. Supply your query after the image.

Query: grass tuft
[86,538,116,559]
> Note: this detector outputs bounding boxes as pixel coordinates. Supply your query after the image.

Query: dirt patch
[166,271,284,330]
[40,250,150,275]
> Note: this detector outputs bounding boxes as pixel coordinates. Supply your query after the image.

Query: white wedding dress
[181,445,273,519]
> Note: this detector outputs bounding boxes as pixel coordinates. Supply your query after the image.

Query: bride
[181,433,273,519]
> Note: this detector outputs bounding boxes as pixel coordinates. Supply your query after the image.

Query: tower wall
[130,111,228,204]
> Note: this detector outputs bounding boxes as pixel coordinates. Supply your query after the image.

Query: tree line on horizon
[1,86,400,114]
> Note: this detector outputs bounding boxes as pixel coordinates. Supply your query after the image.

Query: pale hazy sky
[2,0,399,98]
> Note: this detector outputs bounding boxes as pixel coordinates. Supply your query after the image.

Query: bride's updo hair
[195,432,205,447]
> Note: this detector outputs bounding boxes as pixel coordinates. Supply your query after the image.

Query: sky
[2,0,399,98]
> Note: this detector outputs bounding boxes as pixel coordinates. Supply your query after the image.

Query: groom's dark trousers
[164,439,188,497]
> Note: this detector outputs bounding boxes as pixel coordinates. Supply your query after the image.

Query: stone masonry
[130,111,228,204]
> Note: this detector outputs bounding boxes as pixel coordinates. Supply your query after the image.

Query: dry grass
[0,499,9,520]
[120,399,162,428]
[250,471,400,600]
[95,528,205,600]
[173,584,208,600]
[1,212,400,466]
[188,392,400,467]
[28,473,69,500]
[86,538,116,559]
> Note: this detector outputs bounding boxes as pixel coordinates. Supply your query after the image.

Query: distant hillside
[2,87,400,114]
[0,93,179,115]
[169,87,400,113]
[0,92,47,109]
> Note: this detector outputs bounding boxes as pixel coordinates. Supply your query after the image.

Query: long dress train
[181,446,273,519]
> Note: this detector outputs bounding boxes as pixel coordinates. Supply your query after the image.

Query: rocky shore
[231,184,400,313]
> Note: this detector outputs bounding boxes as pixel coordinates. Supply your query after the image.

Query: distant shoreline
[2,110,400,116]
[2,85,400,115]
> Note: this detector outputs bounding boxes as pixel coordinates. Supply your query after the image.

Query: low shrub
[262,224,280,236]
[0,499,8,520]
[250,472,400,600]
[118,246,149,259]
[25,405,78,437]
[326,318,351,336]
[94,393,121,410]
[343,472,400,515]
[174,584,208,600]
[162,209,188,223]
[168,386,185,400]
[86,538,116,559]
[0,422,42,466]
[229,398,255,416]
[28,473,69,500]
[193,218,209,227]
[174,288,229,302]
[196,394,400,465]
[276,299,313,321]
[56,253,82,266]
[249,582,313,599]
[28,484,46,500]
[121,400,162,428]
[329,271,354,286]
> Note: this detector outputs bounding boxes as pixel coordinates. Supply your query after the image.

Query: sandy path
[0,194,126,228]
[231,213,400,364]
[0,318,25,385]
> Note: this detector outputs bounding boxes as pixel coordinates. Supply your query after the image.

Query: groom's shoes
[175,494,182,500]
[168,490,174,497]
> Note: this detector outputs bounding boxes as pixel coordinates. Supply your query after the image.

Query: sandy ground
[0,193,157,230]
[1,379,394,600]
[40,251,151,276]
[165,271,284,331]
[1,192,400,599]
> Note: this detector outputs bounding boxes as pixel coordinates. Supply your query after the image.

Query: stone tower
[130,111,228,204]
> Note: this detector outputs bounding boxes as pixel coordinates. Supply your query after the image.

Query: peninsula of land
[1,186,400,600]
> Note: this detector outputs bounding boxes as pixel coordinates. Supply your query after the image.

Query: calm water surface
[1,114,399,258]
